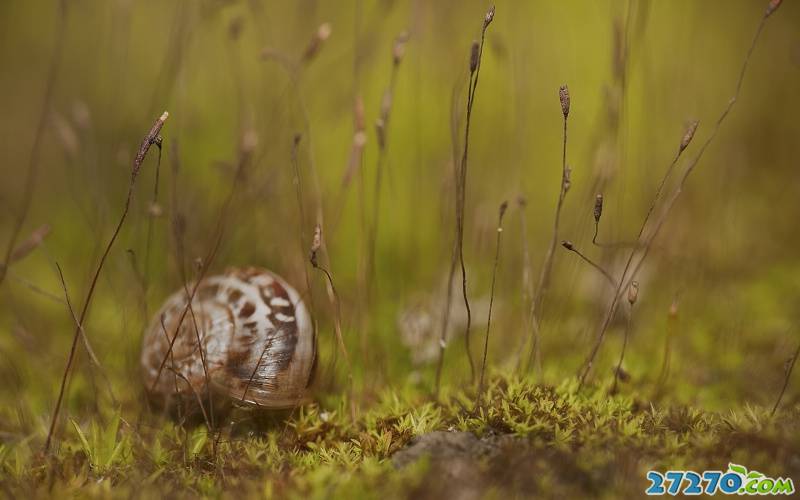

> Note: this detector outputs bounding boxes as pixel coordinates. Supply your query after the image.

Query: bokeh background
[0,0,799,434]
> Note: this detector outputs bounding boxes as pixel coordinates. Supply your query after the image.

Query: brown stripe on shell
[238,302,256,318]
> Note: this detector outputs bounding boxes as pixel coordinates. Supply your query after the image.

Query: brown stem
[771,339,800,417]
[478,202,507,406]
[611,303,633,394]
[435,9,494,395]
[54,262,117,407]
[311,258,355,420]
[562,242,617,289]
[525,112,569,373]
[45,111,168,453]
[579,8,774,389]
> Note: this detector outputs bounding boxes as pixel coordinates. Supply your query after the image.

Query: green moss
[2,375,798,498]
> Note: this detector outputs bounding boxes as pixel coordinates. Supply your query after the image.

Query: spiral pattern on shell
[141,267,315,409]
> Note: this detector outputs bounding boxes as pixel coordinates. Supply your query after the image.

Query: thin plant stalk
[657,299,678,390]
[54,262,117,407]
[771,339,800,417]
[524,84,571,374]
[310,224,355,420]
[561,241,617,289]
[435,6,495,395]
[45,111,168,453]
[612,282,638,394]
[478,201,507,405]
[578,3,779,388]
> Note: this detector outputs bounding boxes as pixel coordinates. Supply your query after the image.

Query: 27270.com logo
[646,464,794,496]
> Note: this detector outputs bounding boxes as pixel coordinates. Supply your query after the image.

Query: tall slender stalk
[612,282,637,394]
[310,224,355,420]
[45,112,168,453]
[524,84,571,374]
[478,201,507,405]
[434,6,495,395]
[771,338,800,417]
[578,1,782,388]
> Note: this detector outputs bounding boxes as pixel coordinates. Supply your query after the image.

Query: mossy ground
[2,375,798,499]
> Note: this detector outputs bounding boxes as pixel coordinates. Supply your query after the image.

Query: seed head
[52,112,79,159]
[559,85,570,118]
[561,240,575,251]
[393,32,409,66]
[627,281,639,305]
[499,200,508,220]
[469,40,480,73]
[766,0,782,17]
[228,16,244,41]
[594,194,604,223]
[679,120,699,153]
[147,202,163,218]
[669,299,679,319]
[484,5,495,29]
[302,22,332,62]
[310,224,322,267]
[240,129,259,155]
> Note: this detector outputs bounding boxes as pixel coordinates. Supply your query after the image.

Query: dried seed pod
[559,85,570,118]
[228,16,244,41]
[302,22,332,62]
[679,120,699,153]
[52,112,79,159]
[561,240,575,251]
[594,194,604,223]
[766,0,782,17]
[628,281,639,305]
[484,5,495,28]
[392,32,409,66]
[469,40,480,73]
[141,267,315,408]
[499,200,508,219]
[147,202,163,218]
[669,299,679,319]
[310,224,322,267]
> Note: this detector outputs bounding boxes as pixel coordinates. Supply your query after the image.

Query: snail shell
[140,267,315,409]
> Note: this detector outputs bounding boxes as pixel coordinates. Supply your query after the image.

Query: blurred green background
[0,0,798,432]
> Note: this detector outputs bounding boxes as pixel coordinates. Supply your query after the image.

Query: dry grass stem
[435,5,495,395]
[45,111,168,453]
[524,84,571,374]
[579,2,779,389]
[478,201,507,405]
